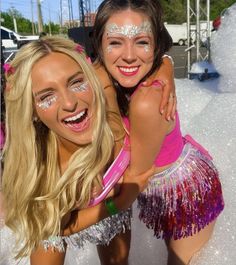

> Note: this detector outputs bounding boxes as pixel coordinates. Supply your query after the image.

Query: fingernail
[152,80,162,87]
[167,116,170,121]
[160,109,164,114]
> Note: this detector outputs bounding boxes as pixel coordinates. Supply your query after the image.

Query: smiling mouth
[62,109,90,132]
[118,66,139,76]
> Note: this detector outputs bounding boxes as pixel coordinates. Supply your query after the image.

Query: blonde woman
[2,36,154,265]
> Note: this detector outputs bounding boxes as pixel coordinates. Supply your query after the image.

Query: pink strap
[184,134,212,160]
[89,136,130,206]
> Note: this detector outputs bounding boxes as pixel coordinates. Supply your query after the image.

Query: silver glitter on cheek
[70,81,89,93]
[37,96,57,110]
[144,44,150,52]
[106,21,152,39]
[106,45,113,53]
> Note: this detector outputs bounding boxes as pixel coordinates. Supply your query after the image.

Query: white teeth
[119,67,138,73]
[64,110,85,122]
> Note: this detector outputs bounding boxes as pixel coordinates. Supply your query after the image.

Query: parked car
[1,26,39,49]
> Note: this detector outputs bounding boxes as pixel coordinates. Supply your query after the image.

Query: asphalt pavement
[169,45,209,79]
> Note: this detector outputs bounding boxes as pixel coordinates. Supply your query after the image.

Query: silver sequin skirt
[138,142,224,240]
[43,208,131,251]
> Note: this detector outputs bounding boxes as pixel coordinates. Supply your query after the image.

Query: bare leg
[167,248,185,265]
[167,221,216,265]
[0,191,5,228]
[30,245,66,265]
[97,229,131,265]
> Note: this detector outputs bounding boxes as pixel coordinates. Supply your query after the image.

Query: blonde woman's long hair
[2,36,114,257]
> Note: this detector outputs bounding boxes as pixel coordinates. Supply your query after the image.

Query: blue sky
[1,0,102,24]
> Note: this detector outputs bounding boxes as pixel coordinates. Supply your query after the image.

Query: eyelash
[137,40,149,45]
[70,80,89,92]
[109,41,121,45]
[108,40,150,46]
[35,79,88,110]
[37,95,58,110]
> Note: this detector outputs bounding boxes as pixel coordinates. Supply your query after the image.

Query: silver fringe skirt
[138,141,224,240]
[43,208,131,251]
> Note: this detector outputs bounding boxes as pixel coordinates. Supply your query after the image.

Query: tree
[1,12,14,31]
[1,9,32,35]
[160,0,235,24]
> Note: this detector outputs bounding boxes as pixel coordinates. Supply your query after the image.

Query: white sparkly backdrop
[1,3,236,265]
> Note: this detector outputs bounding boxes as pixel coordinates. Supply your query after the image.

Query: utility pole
[60,0,70,28]
[31,0,35,35]
[13,16,18,33]
[79,0,92,26]
[10,6,18,33]
[48,3,52,35]
[186,0,211,74]
[68,0,74,27]
[37,0,44,33]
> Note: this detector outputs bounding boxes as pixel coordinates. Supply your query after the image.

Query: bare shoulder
[130,85,163,117]
[93,62,111,89]
[129,85,173,134]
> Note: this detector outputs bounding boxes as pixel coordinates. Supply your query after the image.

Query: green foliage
[1,12,14,31]
[44,23,61,35]
[161,0,187,24]
[1,10,32,35]
[1,9,60,36]
[160,0,235,24]
[209,0,236,20]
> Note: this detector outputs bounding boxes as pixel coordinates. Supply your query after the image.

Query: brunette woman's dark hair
[93,0,173,115]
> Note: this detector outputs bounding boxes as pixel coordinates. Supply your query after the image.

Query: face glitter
[36,96,58,110]
[106,21,152,39]
[70,81,89,93]
[144,44,150,52]
[106,45,113,53]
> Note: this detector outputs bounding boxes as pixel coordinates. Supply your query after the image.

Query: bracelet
[105,198,119,216]
[162,54,174,66]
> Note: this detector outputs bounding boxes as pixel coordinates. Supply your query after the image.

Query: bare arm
[142,56,177,120]
[30,166,154,265]
[128,84,174,175]
[62,165,154,236]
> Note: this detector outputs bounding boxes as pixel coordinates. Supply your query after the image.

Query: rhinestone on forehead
[106,21,152,39]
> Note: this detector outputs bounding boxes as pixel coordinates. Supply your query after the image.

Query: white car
[1,26,39,49]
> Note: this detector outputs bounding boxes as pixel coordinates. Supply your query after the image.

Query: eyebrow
[106,36,123,40]
[33,70,84,97]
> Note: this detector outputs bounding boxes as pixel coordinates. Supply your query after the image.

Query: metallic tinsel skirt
[43,208,131,251]
[137,142,224,240]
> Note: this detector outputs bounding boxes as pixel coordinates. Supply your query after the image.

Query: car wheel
[178,39,184,46]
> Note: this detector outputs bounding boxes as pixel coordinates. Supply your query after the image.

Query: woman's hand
[142,56,177,121]
[62,166,154,236]
[115,165,155,211]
